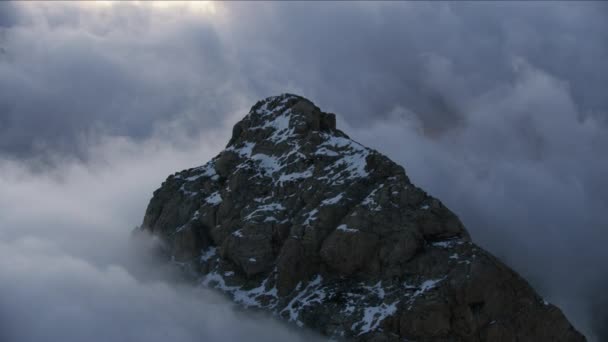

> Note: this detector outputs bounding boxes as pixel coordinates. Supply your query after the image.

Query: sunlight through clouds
[84,0,217,14]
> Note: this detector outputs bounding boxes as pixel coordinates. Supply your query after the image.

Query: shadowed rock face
[140,94,585,341]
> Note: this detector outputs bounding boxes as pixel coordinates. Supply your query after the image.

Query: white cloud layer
[0,131,321,342]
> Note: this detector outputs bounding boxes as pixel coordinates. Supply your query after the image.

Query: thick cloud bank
[344,61,608,340]
[0,1,606,341]
[0,132,322,342]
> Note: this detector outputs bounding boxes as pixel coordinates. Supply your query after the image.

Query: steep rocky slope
[139,94,585,341]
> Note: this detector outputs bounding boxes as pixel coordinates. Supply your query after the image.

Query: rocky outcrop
[139,94,585,341]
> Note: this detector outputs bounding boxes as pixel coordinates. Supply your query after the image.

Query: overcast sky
[0,2,607,341]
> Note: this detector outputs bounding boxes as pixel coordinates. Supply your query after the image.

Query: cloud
[0,1,250,159]
[0,236,318,342]
[343,59,607,341]
[0,131,323,342]
[1,2,606,158]
[0,1,606,340]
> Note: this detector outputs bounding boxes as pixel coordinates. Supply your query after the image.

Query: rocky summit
[139,94,585,341]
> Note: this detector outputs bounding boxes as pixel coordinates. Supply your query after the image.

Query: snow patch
[321,193,344,206]
[318,134,371,185]
[336,224,358,233]
[205,191,222,205]
[227,142,255,158]
[186,162,218,181]
[281,275,325,327]
[278,168,312,184]
[251,153,282,174]
[361,184,384,211]
[404,277,447,310]
[315,147,339,157]
[431,239,465,248]
[245,203,286,221]
[303,209,318,226]
[352,300,399,335]
[363,281,386,300]
[201,271,279,309]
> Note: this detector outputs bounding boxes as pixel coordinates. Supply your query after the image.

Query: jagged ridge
[140,94,585,341]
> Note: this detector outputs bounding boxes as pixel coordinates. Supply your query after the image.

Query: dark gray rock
[139,94,585,341]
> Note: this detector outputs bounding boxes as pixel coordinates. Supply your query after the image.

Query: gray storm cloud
[0,1,606,341]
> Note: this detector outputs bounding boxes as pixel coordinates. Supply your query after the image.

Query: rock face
[140,94,585,341]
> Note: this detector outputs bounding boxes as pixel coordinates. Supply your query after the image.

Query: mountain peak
[140,96,585,341]
[227,93,338,148]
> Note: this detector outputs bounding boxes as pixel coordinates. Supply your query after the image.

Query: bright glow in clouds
[71,0,217,15]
